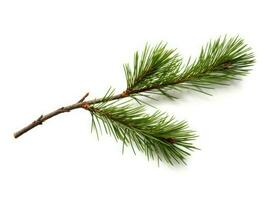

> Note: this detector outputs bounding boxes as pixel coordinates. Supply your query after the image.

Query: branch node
[81,102,90,110]
[35,115,43,125]
[121,90,130,97]
[223,62,232,69]
[164,137,177,144]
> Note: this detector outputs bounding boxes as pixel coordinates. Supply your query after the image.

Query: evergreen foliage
[87,36,254,165]
[124,36,254,98]
[14,35,255,166]
[88,88,196,165]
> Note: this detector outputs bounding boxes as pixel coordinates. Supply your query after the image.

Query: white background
[0,0,270,199]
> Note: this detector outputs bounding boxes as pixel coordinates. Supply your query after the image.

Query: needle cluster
[89,88,196,165]
[86,36,254,165]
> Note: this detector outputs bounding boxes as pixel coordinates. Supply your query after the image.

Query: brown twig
[13,92,126,139]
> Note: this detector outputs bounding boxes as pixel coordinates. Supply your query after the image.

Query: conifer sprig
[13,35,255,166]
[88,89,196,165]
[124,36,255,98]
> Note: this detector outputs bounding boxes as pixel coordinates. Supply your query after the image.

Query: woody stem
[13,92,127,139]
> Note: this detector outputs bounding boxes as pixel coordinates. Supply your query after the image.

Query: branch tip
[78,92,89,103]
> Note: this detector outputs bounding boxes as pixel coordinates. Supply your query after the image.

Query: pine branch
[124,36,255,98]
[88,99,196,165]
[13,35,255,166]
